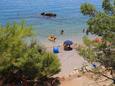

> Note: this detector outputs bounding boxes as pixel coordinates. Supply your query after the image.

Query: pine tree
[80,0,115,84]
[0,22,61,85]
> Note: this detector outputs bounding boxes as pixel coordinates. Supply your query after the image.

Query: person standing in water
[83,29,85,33]
[60,29,64,35]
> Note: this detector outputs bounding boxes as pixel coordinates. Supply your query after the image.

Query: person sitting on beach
[60,29,64,35]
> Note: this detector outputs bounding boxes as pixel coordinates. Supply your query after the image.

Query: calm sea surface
[0,0,102,44]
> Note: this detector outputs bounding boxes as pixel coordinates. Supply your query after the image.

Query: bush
[0,22,61,85]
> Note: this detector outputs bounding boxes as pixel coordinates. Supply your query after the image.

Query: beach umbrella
[64,40,73,46]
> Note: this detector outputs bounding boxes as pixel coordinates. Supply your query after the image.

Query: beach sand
[43,37,86,77]
[41,35,112,86]
[45,43,113,86]
[60,75,113,86]
[43,40,111,86]
[56,49,86,77]
[60,76,95,86]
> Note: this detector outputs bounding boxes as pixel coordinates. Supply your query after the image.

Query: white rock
[75,70,79,74]
[101,66,106,70]
[74,68,78,70]
[86,66,92,71]
[72,71,76,75]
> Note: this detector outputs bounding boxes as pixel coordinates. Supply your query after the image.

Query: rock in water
[41,12,57,17]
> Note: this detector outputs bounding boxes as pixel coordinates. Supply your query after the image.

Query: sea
[0,0,102,45]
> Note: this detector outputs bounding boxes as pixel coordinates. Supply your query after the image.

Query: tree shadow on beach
[34,77,61,86]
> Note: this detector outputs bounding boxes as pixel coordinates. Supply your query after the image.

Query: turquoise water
[0,0,101,43]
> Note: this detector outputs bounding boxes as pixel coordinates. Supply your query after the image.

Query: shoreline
[37,32,97,48]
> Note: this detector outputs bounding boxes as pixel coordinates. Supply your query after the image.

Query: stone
[41,12,57,17]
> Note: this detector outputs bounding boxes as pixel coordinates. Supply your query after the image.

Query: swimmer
[60,29,64,35]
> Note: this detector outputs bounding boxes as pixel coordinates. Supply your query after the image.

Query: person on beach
[60,29,64,35]
[83,29,85,33]
[86,29,89,35]
[53,37,56,42]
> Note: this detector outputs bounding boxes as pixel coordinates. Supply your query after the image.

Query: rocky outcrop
[41,12,57,17]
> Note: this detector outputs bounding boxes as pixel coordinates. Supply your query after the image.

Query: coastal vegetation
[0,22,61,85]
[80,0,115,84]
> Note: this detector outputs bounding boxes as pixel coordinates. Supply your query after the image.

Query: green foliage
[87,12,115,42]
[78,36,96,63]
[0,22,32,74]
[80,1,115,42]
[80,3,96,16]
[78,47,96,63]
[102,0,113,14]
[0,22,61,82]
[80,0,115,70]
[82,36,93,47]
